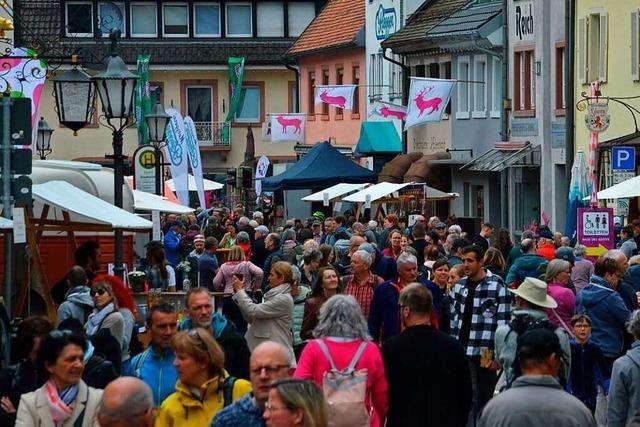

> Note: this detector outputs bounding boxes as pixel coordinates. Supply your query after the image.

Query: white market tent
[0,217,13,229]
[302,183,370,202]
[132,189,194,214]
[344,182,458,203]
[596,175,640,199]
[33,181,153,230]
[166,174,223,191]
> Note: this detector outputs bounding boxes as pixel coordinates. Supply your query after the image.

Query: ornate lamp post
[145,101,170,196]
[36,117,53,159]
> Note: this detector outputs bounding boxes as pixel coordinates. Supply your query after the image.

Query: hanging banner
[404,77,455,130]
[164,108,189,205]
[269,113,306,143]
[135,54,152,146]
[585,102,610,133]
[369,101,407,120]
[222,57,245,145]
[0,47,47,147]
[315,85,356,110]
[586,82,601,206]
[255,155,270,200]
[183,116,206,208]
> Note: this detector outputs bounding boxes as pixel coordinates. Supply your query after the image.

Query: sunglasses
[90,288,107,297]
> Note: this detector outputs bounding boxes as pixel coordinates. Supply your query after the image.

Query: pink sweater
[545,282,576,330]
[212,261,263,293]
[294,338,388,426]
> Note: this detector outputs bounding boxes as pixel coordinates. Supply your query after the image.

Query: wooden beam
[35,204,50,242]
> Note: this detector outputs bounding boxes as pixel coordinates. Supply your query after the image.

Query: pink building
[287,0,365,146]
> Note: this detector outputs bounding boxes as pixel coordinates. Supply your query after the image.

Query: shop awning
[461,143,540,172]
[32,181,153,230]
[302,183,370,202]
[0,217,12,229]
[166,174,223,191]
[355,122,403,154]
[132,190,195,214]
[344,181,457,203]
[595,175,640,199]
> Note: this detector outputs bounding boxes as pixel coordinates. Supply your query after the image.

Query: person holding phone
[213,245,263,334]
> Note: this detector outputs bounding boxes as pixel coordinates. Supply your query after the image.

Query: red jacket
[537,242,556,261]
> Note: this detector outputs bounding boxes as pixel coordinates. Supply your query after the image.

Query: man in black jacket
[382,283,472,427]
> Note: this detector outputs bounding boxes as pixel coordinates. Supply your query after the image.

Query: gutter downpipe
[284,59,300,113]
[565,0,575,193]
[382,47,410,154]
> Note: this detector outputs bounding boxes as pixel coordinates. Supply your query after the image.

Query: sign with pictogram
[577,207,614,260]
[133,145,159,194]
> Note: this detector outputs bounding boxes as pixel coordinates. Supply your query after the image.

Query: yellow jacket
[155,374,252,427]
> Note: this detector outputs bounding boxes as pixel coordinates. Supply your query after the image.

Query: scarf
[83,340,94,364]
[85,302,115,336]
[45,380,79,426]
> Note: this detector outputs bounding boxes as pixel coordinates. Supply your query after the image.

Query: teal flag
[135,54,152,145]
[222,57,245,144]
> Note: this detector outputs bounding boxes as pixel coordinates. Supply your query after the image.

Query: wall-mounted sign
[513,1,534,42]
[585,102,610,133]
[375,5,397,40]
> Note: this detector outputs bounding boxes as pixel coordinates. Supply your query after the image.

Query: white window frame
[235,85,261,123]
[256,2,284,37]
[472,55,487,118]
[98,2,126,37]
[162,2,190,38]
[456,56,470,119]
[491,57,501,118]
[226,2,253,38]
[631,9,640,81]
[130,2,158,37]
[287,2,315,37]
[439,60,452,119]
[193,2,221,37]
[586,9,608,83]
[65,1,94,37]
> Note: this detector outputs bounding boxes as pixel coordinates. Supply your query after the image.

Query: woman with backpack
[155,328,251,427]
[294,295,388,427]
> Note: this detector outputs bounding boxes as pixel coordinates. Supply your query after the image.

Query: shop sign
[577,207,614,261]
[585,102,610,133]
[375,5,397,40]
[513,1,534,42]
[133,145,158,194]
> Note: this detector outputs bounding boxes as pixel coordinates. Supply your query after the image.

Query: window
[491,57,501,118]
[131,3,158,37]
[555,43,566,114]
[441,61,452,115]
[308,71,315,116]
[322,69,329,116]
[577,12,608,84]
[336,67,344,117]
[514,48,535,116]
[149,82,164,105]
[473,56,487,118]
[181,80,217,145]
[368,53,383,100]
[66,2,93,37]
[235,83,264,123]
[428,63,439,78]
[389,54,402,101]
[163,4,189,36]
[288,81,298,113]
[456,57,470,119]
[257,2,284,37]
[98,2,125,37]
[632,10,640,81]
[415,64,425,78]
[226,3,252,37]
[352,65,360,116]
[288,2,315,37]
[194,3,221,37]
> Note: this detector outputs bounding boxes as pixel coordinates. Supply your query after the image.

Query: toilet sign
[611,147,635,171]
[577,207,614,260]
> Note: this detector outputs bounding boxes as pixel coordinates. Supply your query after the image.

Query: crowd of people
[6,205,640,426]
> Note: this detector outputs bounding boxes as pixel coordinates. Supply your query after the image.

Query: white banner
[270,113,306,143]
[404,78,455,130]
[255,155,270,199]
[315,85,356,110]
[183,116,206,208]
[369,101,407,120]
[164,108,189,205]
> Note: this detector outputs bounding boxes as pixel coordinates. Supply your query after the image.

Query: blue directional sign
[612,147,636,171]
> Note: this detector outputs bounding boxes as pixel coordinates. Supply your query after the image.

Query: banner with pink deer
[269,113,306,143]
[404,77,456,130]
[370,101,407,121]
[314,85,356,110]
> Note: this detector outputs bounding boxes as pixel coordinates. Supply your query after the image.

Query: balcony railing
[194,121,231,148]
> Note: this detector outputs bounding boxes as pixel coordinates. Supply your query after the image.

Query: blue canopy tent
[261,142,377,191]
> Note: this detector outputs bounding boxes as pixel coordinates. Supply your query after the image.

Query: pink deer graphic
[380,106,406,120]
[276,115,302,133]
[414,85,443,116]
[319,90,347,109]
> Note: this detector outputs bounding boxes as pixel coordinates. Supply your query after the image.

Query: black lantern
[145,101,170,143]
[91,51,138,123]
[36,117,53,159]
[52,63,95,135]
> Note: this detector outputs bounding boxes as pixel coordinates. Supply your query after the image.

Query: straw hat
[508,277,558,309]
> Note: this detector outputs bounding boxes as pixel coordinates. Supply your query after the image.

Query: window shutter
[632,10,640,81]
[577,16,587,84]
[599,12,608,82]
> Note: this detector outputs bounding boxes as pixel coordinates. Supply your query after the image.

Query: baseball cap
[555,247,575,263]
[312,221,322,227]
[194,234,205,243]
[435,222,446,229]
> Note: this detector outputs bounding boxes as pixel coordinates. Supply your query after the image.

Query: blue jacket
[369,278,441,342]
[125,346,177,407]
[622,264,640,293]
[371,248,397,282]
[576,275,631,358]
[163,229,182,267]
[505,253,547,285]
[211,393,264,427]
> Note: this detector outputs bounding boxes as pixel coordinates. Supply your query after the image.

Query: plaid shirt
[342,272,382,319]
[450,272,511,357]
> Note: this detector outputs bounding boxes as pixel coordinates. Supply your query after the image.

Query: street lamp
[91,30,138,279]
[36,117,53,159]
[52,57,95,135]
[145,101,170,196]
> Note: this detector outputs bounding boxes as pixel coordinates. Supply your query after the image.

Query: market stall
[301,183,370,202]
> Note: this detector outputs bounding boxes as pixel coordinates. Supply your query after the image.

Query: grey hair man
[609,310,640,427]
[97,377,154,427]
[505,238,547,286]
[343,250,381,319]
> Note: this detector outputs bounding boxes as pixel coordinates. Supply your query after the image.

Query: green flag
[222,56,245,145]
[135,54,152,146]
